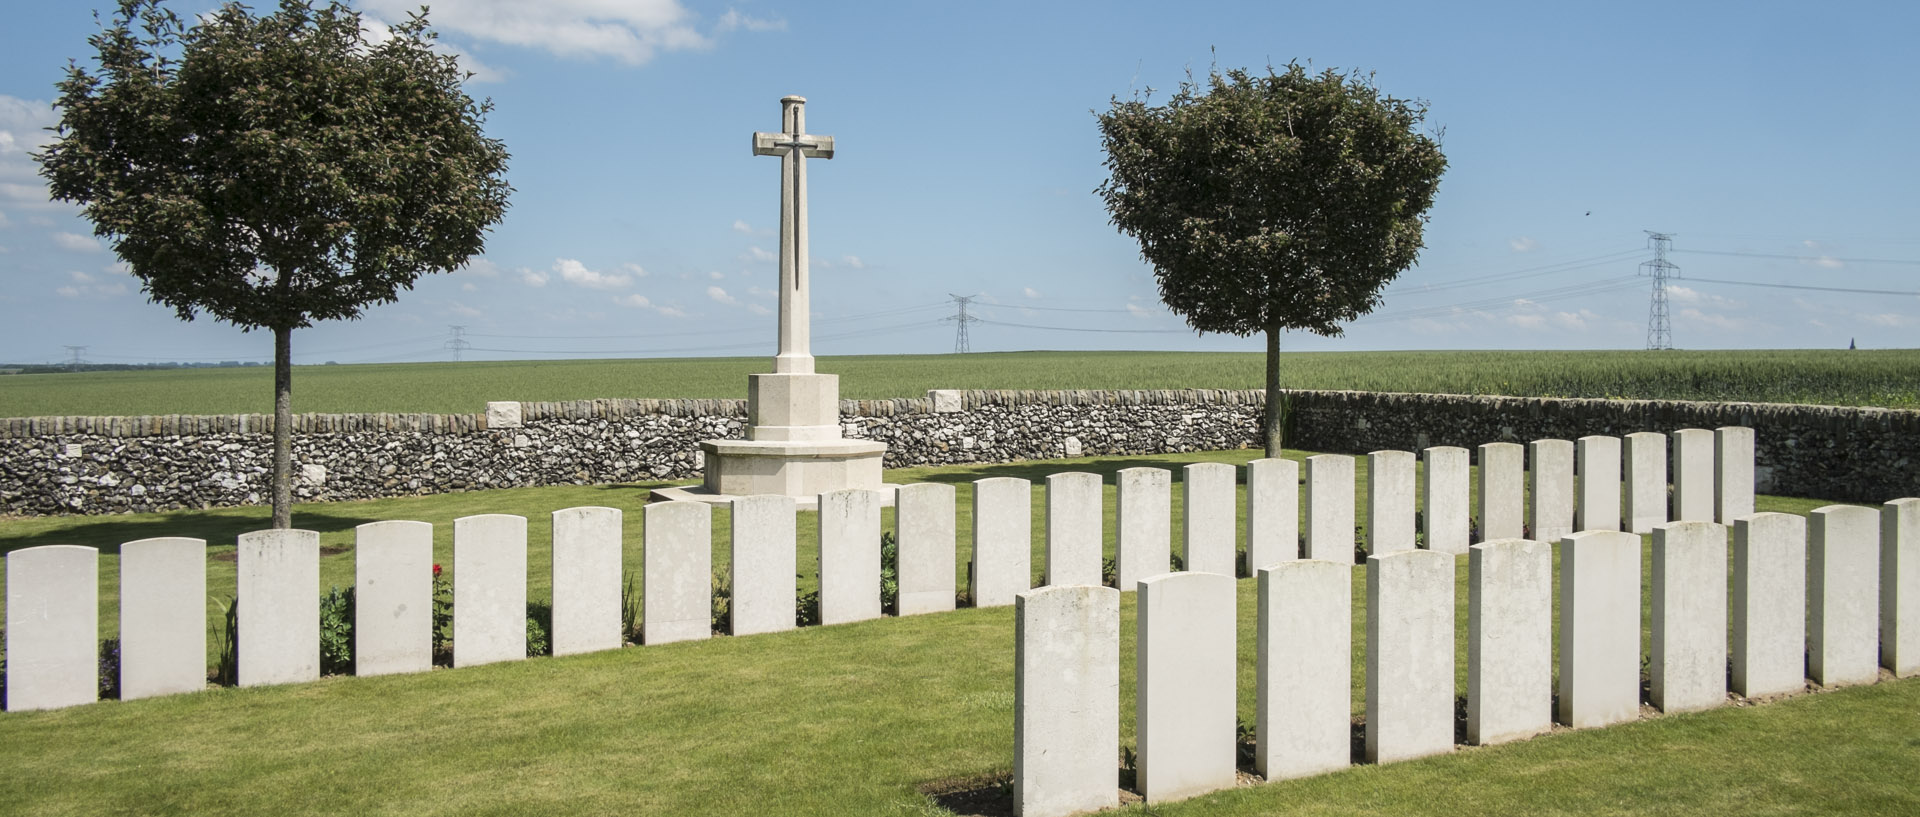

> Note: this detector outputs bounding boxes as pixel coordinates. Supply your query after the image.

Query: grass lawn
[1,451,1914,815]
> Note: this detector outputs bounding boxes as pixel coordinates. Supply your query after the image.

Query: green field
[3,348,1917,417]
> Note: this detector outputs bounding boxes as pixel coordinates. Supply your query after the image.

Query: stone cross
[752,95,835,375]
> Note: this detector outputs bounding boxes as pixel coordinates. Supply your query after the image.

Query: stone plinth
[696,438,887,503]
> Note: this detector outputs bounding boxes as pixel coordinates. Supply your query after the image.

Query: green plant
[318,585,355,676]
[431,563,453,666]
[211,595,239,685]
[96,638,121,700]
[710,576,732,634]
[525,602,552,658]
[796,583,821,628]
[1101,556,1118,587]
[621,571,642,643]
[880,531,900,615]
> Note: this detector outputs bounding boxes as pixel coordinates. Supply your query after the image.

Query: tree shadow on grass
[0,507,389,556]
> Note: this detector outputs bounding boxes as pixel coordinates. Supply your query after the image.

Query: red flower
[433,563,442,576]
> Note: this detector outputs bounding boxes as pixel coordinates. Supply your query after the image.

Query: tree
[40,0,511,528]
[1097,64,1445,456]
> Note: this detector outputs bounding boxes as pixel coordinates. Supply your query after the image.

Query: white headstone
[1467,538,1552,745]
[1305,454,1355,563]
[1044,472,1103,587]
[1575,435,1622,533]
[1651,521,1728,713]
[1715,426,1756,524]
[1624,431,1669,534]
[1015,585,1120,817]
[1367,450,1417,556]
[1137,571,1237,803]
[1808,504,1880,686]
[819,488,883,625]
[1366,549,1456,763]
[120,537,206,699]
[1885,498,1919,677]
[238,529,319,686]
[1115,467,1171,590]
[552,507,623,656]
[1529,439,1574,542]
[971,477,1032,608]
[1732,512,1807,698]
[645,501,714,644]
[1477,442,1526,542]
[1245,458,1299,571]
[1556,530,1641,728]
[1182,463,1238,576]
[896,483,957,615]
[730,494,797,635]
[454,515,529,666]
[1671,428,1715,522]
[354,521,432,677]
[1422,447,1470,555]
[5,545,98,711]
[1256,560,1350,780]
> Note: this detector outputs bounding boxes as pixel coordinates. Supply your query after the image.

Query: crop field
[1,348,1916,417]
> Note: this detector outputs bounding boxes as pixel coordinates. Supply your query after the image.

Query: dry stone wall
[2,389,1914,516]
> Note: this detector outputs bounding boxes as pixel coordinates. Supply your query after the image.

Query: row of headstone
[1013,498,1919,816]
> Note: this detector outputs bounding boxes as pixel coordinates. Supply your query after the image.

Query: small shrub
[711,575,732,634]
[880,531,900,615]
[621,571,642,643]
[525,601,552,657]
[318,585,356,676]
[97,638,121,700]
[1101,557,1117,588]
[431,563,453,666]
[796,582,821,628]
[211,595,239,685]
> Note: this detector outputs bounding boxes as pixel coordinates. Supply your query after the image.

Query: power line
[62,345,88,369]
[1673,249,1920,266]
[1639,231,1680,350]
[1683,277,1920,297]
[1388,247,1646,295]
[944,293,982,353]
[444,325,471,361]
[973,318,1193,335]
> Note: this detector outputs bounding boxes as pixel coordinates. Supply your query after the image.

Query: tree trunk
[272,324,293,529]
[1263,323,1284,458]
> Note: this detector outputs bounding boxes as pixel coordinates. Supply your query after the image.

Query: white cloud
[1506,313,1546,329]
[654,305,688,318]
[0,211,11,228]
[716,9,786,32]
[450,302,484,318]
[520,269,549,287]
[615,294,652,308]
[1127,303,1155,318]
[52,232,102,252]
[1666,285,1742,309]
[1508,237,1539,252]
[622,263,649,278]
[1859,312,1912,327]
[54,269,129,298]
[461,282,478,292]
[1678,307,1745,331]
[1022,287,1041,299]
[747,246,775,263]
[732,219,753,233]
[747,303,771,315]
[841,255,865,269]
[0,97,60,210]
[1799,239,1844,269]
[553,257,631,289]
[0,245,9,254]
[1552,309,1598,331]
[458,257,503,277]
[357,0,710,66]
[748,285,775,298]
[707,285,738,305]
[708,271,725,280]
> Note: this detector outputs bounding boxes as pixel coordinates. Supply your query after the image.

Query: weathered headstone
[1808,505,1879,686]
[1137,571,1237,803]
[1557,530,1640,728]
[1468,538,1551,745]
[1575,435,1622,533]
[1624,431,1669,534]
[120,537,207,699]
[1651,521,1728,713]
[971,477,1032,607]
[819,488,883,624]
[1246,458,1299,570]
[731,494,798,635]
[644,501,714,645]
[1367,450,1417,556]
[1422,446,1470,555]
[897,483,957,615]
[1529,439,1574,542]
[1115,467,1172,590]
[5,545,98,710]
[239,529,320,686]
[552,506,623,656]
[1715,426,1756,524]
[1477,442,1525,541]
[1305,455,1355,562]
[1014,585,1120,817]
[454,515,529,666]
[1671,428,1715,522]
[1183,463,1238,576]
[1732,512,1807,698]
[1885,498,1919,677]
[1367,549,1455,763]
[354,521,432,676]
[1256,560,1351,780]
[1045,472,1103,587]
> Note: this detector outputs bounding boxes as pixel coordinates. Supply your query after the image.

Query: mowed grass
[4,348,1918,416]
[3,452,1915,815]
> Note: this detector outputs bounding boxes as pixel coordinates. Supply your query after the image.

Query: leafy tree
[1097,64,1445,456]
[40,0,511,527]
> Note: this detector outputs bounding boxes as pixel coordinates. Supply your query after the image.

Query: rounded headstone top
[781,95,807,104]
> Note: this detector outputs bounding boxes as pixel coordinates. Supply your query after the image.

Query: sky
[2,0,1917,367]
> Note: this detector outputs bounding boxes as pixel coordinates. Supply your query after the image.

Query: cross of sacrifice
[751,95,836,375]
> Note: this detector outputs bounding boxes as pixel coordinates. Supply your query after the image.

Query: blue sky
[3,0,1917,366]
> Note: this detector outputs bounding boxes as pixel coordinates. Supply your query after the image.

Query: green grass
[3,348,1917,417]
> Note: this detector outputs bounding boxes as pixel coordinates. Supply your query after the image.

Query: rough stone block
[820,488,884,625]
[1256,560,1350,780]
[1808,505,1880,686]
[552,507,623,656]
[1625,432,1669,534]
[1715,427,1756,524]
[485,401,521,429]
[1015,585,1120,817]
[1478,442,1526,542]
[1557,530,1641,728]
[1305,455,1355,563]
[5,545,98,711]
[455,515,529,666]
[1651,521,1729,713]
[971,477,1032,608]
[1468,538,1552,745]
[897,483,957,615]
[1366,549,1456,763]
[1732,512,1807,697]
[1367,450,1417,556]
[1045,472,1103,587]
[1529,439,1574,542]
[1576,435,1622,533]
[928,389,963,413]
[731,494,797,635]
[1422,447,1470,555]
[1115,467,1171,590]
[1138,571,1237,803]
[354,521,432,677]
[120,537,206,700]
[1246,458,1299,571]
[237,529,320,686]
[1183,463,1238,576]
[644,501,713,644]
[1884,498,1919,677]
[1671,428,1715,522]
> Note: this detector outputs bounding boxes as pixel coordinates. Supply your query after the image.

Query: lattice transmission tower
[1638,231,1680,350]
[944,294,981,353]
[444,325,472,361]
[62,345,88,369]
